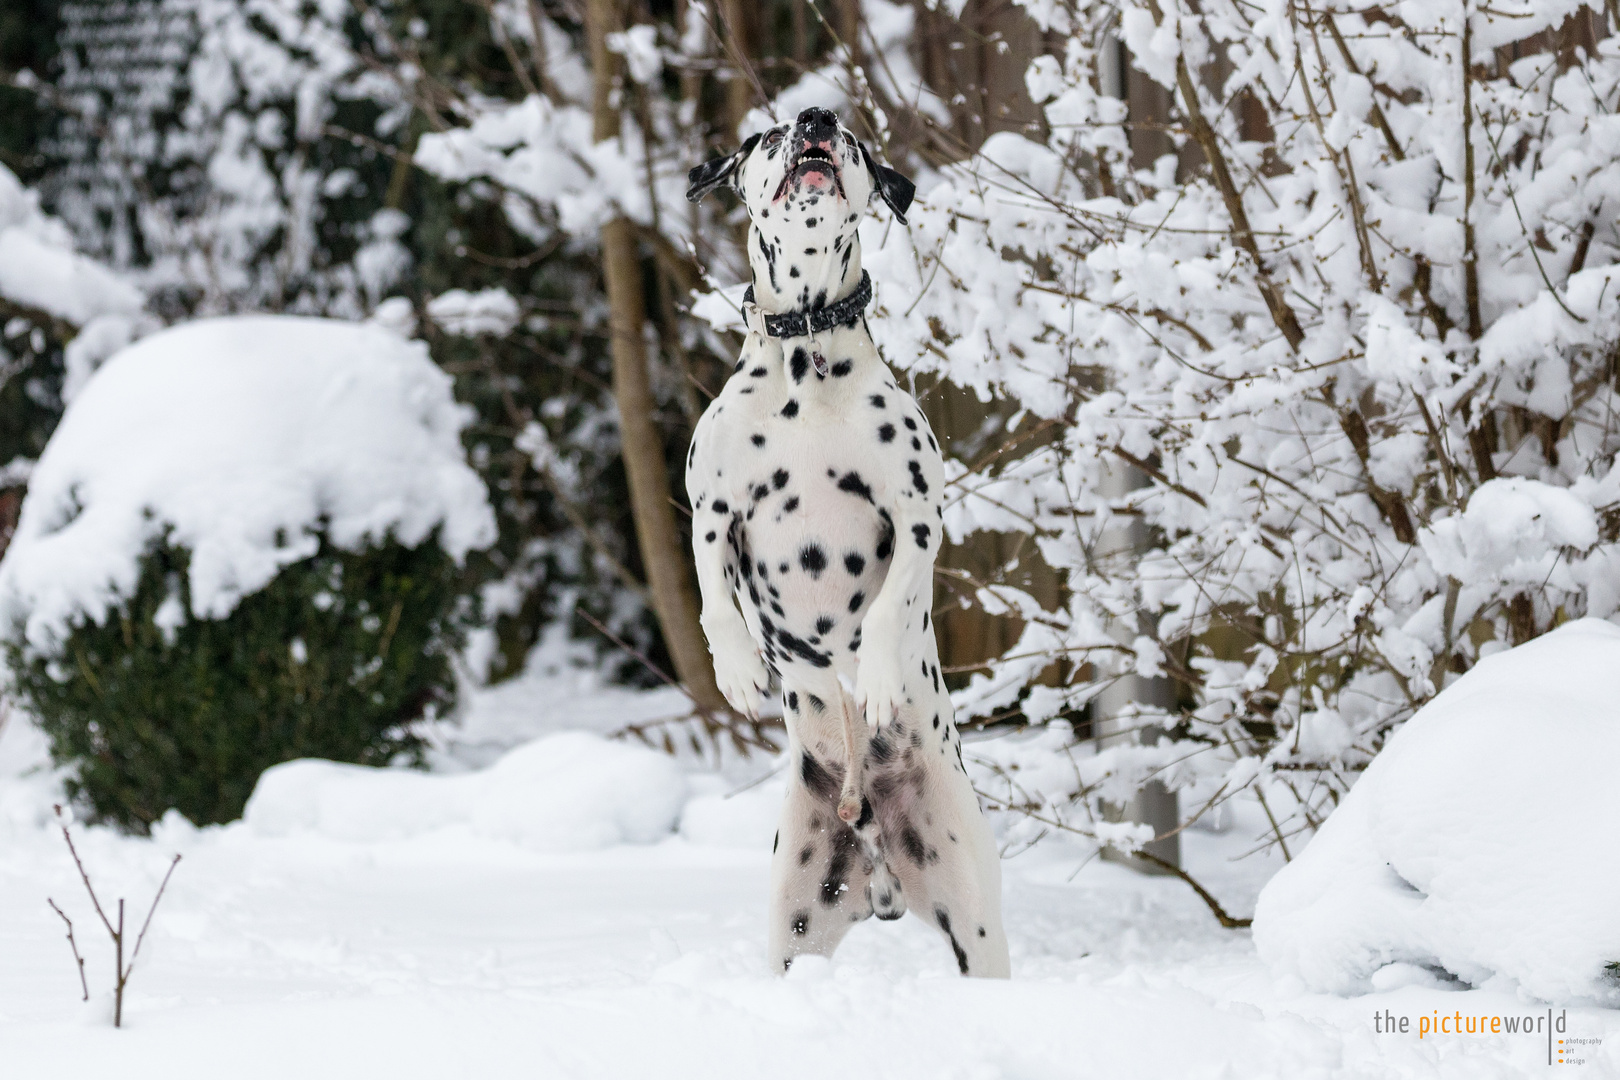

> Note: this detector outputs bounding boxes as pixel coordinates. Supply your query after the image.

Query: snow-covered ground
[3,675,1616,1080]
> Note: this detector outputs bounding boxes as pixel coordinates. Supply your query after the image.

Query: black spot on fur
[773,830,779,853]
[799,844,815,866]
[836,472,873,502]
[848,591,865,613]
[816,615,834,635]
[913,523,931,548]
[821,828,859,906]
[712,500,729,514]
[777,626,831,667]
[854,798,873,830]
[704,530,716,542]
[868,730,895,765]
[900,822,928,866]
[878,423,895,443]
[799,543,828,576]
[800,753,840,801]
[830,359,852,377]
[782,400,800,418]
[787,691,800,711]
[904,417,917,431]
[908,461,929,494]
[844,552,866,575]
[869,394,886,409]
[773,468,790,490]
[750,367,767,377]
[806,693,825,712]
[935,907,970,974]
[791,910,810,937]
[751,434,766,447]
[876,533,893,561]
[790,348,810,383]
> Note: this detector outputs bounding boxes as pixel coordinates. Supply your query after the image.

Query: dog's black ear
[860,143,916,224]
[686,133,762,203]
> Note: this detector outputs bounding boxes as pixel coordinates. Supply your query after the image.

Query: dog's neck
[745,220,864,317]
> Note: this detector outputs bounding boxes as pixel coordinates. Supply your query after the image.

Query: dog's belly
[730,467,893,678]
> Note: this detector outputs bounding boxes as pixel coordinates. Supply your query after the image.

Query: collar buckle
[741,299,771,340]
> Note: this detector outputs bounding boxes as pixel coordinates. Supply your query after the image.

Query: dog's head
[686,109,914,307]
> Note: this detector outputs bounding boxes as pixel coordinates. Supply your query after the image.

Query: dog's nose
[795,107,838,142]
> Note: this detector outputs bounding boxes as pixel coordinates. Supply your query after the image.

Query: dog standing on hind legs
[684,107,1010,978]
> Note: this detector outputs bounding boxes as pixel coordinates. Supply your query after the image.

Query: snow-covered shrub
[853,0,1620,848]
[1253,619,1620,1004]
[0,316,495,829]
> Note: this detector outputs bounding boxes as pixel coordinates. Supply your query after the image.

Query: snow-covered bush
[1253,619,1620,1004]
[853,0,1620,849]
[0,316,495,829]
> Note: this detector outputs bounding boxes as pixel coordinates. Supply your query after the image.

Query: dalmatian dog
[684,107,1010,978]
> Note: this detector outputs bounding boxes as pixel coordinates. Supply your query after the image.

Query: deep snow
[1255,619,1620,1005]
[3,672,1617,1079]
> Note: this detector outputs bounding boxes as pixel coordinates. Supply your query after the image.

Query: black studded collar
[742,271,872,341]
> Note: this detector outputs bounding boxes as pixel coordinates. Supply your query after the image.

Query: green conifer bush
[4,533,477,831]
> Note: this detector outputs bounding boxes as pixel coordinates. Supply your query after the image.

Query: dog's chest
[699,340,911,670]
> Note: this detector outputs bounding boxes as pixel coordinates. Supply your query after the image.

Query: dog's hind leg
[911,765,1010,978]
[869,690,1010,977]
[768,751,877,972]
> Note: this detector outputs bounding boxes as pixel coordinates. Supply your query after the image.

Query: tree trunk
[719,0,755,134]
[586,0,726,714]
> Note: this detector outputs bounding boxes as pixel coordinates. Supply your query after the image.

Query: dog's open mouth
[774,145,844,200]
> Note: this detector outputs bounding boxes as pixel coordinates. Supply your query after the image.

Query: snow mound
[0,316,496,652]
[245,731,687,851]
[679,779,783,850]
[1253,618,1620,1004]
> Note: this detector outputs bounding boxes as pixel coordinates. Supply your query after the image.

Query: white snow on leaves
[0,315,495,653]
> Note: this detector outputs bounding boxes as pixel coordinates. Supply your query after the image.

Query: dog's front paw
[855,650,906,729]
[705,619,769,717]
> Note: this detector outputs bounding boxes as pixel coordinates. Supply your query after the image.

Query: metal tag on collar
[809,330,830,377]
